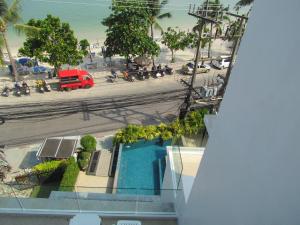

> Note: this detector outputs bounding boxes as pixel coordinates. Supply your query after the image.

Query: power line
[0,89,187,121]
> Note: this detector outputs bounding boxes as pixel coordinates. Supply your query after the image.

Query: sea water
[7,0,244,51]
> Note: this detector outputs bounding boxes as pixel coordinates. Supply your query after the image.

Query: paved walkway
[75,171,114,193]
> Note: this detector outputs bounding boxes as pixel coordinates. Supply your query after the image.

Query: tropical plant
[161,27,192,62]
[157,123,173,141]
[79,39,91,61]
[80,135,97,152]
[147,0,171,38]
[78,151,91,171]
[235,0,253,9]
[0,0,24,81]
[170,118,184,137]
[190,24,212,59]
[143,125,160,140]
[19,15,89,75]
[102,0,160,65]
[147,0,171,64]
[191,0,230,58]
[113,109,209,144]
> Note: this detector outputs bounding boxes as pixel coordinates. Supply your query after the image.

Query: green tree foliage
[19,15,89,75]
[80,135,97,152]
[59,157,80,192]
[79,39,90,57]
[102,0,160,62]
[161,27,193,62]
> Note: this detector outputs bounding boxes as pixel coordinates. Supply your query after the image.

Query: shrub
[157,123,173,141]
[32,160,65,173]
[143,125,159,140]
[80,135,97,152]
[59,157,80,192]
[113,109,209,144]
[32,160,66,183]
[78,151,91,171]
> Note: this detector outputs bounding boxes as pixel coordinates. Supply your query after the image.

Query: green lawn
[30,181,60,198]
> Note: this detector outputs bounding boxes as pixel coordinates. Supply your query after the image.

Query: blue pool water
[117,139,171,195]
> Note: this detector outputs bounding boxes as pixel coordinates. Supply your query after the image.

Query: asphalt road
[0,69,226,147]
[0,98,182,147]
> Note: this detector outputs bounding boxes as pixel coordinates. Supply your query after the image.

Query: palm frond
[4,0,21,24]
[153,21,163,33]
[160,0,168,8]
[0,0,7,17]
[236,0,253,7]
[157,12,171,20]
[14,23,40,36]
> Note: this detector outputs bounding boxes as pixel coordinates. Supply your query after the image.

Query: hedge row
[58,157,80,192]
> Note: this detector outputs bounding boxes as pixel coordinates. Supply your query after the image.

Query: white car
[182,62,211,75]
[212,55,231,69]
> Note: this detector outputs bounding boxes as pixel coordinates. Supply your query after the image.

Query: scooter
[14,83,22,97]
[151,66,158,78]
[157,64,165,77]
[107,69,118,83]
[164,65,173,75]
[43,80,51,92]
[1,86,10,97]
[143,68,150,79]
[123,71,135,82]
[137,70,145,80]
[36,80,45,93]
[22,81,30,95]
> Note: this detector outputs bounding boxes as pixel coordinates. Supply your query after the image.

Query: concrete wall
[179,1,300,225]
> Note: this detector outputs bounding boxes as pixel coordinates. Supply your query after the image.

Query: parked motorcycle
[164,65,173,75]
[1,86,11,97]
[22,81,30,95]
[123,71,135,82]
[151,65,157,78]
[14,82,22,97]
[157,64,165,77]
[136,70,145,80]
[36,80,45,93]
[43,80,51,92]
[143,67,150,79]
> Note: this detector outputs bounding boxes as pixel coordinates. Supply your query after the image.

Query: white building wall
[179,1,300,225]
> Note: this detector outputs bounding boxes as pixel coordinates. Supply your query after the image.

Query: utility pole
[222,12,248,95]
[179,4,223,120]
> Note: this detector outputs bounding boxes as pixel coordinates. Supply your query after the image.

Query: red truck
[58,69,94,91]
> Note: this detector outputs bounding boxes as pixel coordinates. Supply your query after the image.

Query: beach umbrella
[134,56,151,66]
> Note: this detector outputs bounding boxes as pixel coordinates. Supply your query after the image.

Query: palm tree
[147,0,171,64]
[148,0,171,39]
[0,0,37,81]
[236,0,253,7]
[0,0,22,81]
[202,0,230,59]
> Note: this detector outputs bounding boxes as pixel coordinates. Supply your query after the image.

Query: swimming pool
[116,139,171,195]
